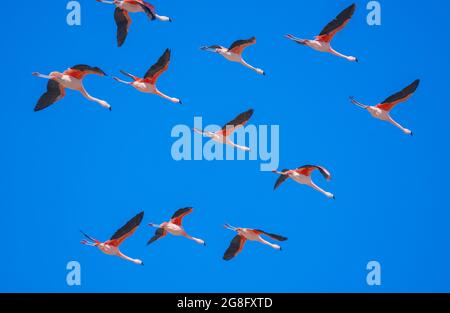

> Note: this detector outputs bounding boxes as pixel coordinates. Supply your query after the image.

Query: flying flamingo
[223,224,287,261]
[32,65,111,111]
[285,3,358,62]
[193,109,254,151]
[81,211,144,265]
[350,79,420,135]
[273,165,335,199]
[201,37,266,75]
[113,48,182,104]
[147,207,206,246]
[96,0,172,47]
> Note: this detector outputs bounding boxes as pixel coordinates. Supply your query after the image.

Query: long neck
[154,14,170,22]
[308,180,328,196]
[79,87,110,109]
[240,59,258,72]
[329,48,352,61]
[258,237,280,250]
[155,89,178,103]
[117,251,140,264]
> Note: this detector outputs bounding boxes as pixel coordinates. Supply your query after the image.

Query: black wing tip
[136,211,145,221]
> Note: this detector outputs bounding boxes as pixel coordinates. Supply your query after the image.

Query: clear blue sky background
[1,0,450,292]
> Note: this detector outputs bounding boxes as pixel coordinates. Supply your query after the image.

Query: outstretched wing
[376,79,420,112]
[256,230,288,242]
[170,207,193,226]
[115,7,132,47]
[35,80,66,112]
[107,211,144,247]
[217,109,254,137]
[144,48,171,84]
[147,227,167,245]
[273,169,290,190]
[296,165,332,180]
[64,65,107,79]
[135,0,156,20]
[228,37,256,55]
[223,235,246,261]
[316,4,356,43]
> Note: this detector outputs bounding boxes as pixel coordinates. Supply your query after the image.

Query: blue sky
[1,0,450,292]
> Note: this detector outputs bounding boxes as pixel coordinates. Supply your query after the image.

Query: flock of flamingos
[33,1,420,263]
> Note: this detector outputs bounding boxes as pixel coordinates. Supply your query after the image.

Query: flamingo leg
[349,97,368,109]
[285,34,307,45]
[32,72,52,79]
[113,77,133,85]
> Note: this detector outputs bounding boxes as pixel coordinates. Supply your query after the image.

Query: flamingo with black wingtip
[350,79,420,135]
[273,165,335,199]
[201,37,265,75]
[113,48,182,104]
[33,65,111,111]
[96,0,172,47]
[223,224,287,261]
[285,3,358,62]
[81,211,145,265]
[147,207,206,246]
[193,109,254,151]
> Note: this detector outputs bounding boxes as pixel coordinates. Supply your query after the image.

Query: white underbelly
[133,82,155,93]
[370,109,390,121]
[165,223,183,236]
[308,41,330,52]
[59,76,81,90]
[99,245,118,256]
[291,174,310,185]
[221,52,241,62]
[121,3,144,13]
[240,229,259,241]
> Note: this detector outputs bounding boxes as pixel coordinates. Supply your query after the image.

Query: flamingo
[193,109,254,151]
[147,207,206,246]
[273,165,335,199]
[32,65,111,111]
[285,3,357,62]
[96,0,172,47]
[201,37,265,75]
[113,48,182,104]
[350,80,420,135]
[223,224,287,261]
[81,211,144,265]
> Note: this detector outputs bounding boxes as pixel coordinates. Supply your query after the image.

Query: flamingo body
[223,224,287,261]
[273,165,335,199]
[201,37,265,75]
[81,212,145,265]
[113,49,182,104]
[285,4,357,62]
[147,208,206,246]
[350,79,420,135]
[193,109,254,151]
[33,65,111,111]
